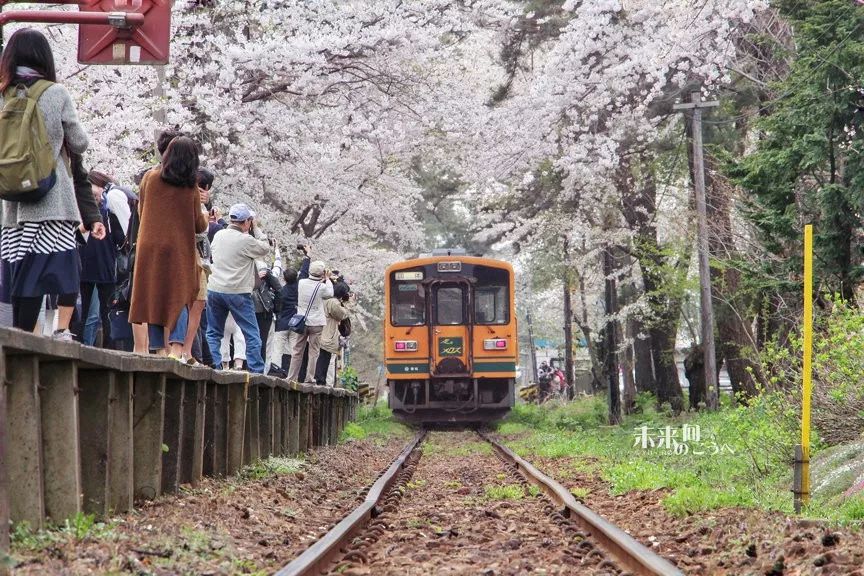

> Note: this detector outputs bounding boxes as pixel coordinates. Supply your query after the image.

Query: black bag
[114,185,139,279]
[338,316,352,338]
[288,281,322,335]
[109,277,132,312]
[252,281,276,314]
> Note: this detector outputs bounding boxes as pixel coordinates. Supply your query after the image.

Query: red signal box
[77,0,170,65]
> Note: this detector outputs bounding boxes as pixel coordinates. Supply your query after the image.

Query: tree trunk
[632,318,656,393]
[604,247,621,425]
[703,152,764,399]
[622,326,636,414]
[684,344,706,410]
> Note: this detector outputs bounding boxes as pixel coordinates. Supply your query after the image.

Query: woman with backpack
[0,29,98,337]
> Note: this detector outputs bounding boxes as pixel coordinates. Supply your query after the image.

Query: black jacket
[275,256,310,331]
[70,152,102,228]
[253,270,283,314]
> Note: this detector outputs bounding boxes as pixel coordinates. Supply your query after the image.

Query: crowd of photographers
[9,128,355,385]
[0,29,353,386]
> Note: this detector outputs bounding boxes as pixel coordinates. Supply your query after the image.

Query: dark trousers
[256,312,272,361]
[195,306,212,365]
[13,293,76,332]
[80,282,115,348]
[315,349,333,386]
[280,341,309,375]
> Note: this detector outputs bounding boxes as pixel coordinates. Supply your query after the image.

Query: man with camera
[205,203,271,373]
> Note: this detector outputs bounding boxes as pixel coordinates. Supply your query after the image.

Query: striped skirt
[0,221,80,301]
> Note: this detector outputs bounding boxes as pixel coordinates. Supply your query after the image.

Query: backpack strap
[3,80,53,105]
[26,80,54,102]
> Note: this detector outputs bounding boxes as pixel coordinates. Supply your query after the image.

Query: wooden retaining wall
[0,327,358,561]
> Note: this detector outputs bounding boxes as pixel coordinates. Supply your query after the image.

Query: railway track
[277,430,683,576]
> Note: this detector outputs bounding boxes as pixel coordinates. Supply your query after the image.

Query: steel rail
[481,433,684,576]
[275,430,426,576]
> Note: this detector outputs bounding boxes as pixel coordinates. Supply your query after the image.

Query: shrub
[759,295,864,444]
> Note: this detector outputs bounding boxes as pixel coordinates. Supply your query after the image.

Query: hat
[228,203,255,222]
[256,260,268,272]
[87,170,113,188]
[308,260,326,279]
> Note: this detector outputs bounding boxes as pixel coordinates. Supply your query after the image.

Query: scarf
[15,66,43,79]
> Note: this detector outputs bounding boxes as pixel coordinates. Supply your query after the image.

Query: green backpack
[0,80,57,202]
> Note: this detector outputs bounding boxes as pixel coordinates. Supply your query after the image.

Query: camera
[296,244,307,253]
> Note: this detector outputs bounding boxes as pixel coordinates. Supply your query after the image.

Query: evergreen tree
[732,0,864,302]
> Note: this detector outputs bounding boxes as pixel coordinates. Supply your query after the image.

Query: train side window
[436,286,464,325]
[391,282,426,326]
[475,286,507,325]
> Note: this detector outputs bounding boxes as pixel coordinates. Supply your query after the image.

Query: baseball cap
[228,203,255,222]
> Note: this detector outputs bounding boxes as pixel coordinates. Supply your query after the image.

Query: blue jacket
[275,257,310,331]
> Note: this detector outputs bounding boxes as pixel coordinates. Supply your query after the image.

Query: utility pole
[526,311,538,384]
[604,246,621,425]
[562,238,575,398]
[674,91,720,410]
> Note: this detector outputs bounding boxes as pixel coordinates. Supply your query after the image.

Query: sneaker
[267,364,288,378]
[52,329,75,342]
[185,356,202,367]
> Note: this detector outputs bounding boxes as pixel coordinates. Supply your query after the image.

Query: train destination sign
[395,271,424,281]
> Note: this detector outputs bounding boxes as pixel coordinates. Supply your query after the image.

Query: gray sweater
[1,83,89,227]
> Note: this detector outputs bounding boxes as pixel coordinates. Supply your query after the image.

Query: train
[383,250,517,422]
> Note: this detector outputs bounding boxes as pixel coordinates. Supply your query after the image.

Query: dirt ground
[340,430,622,576]
[11,437,408,575]
[523,453,864,576]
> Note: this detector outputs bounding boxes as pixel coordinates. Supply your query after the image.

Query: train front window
[474,266,509,325]
[391,281,426,326]
[475,286,507,324]
[436,286,464,325]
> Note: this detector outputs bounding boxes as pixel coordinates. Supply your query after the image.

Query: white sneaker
[52,330,75,342]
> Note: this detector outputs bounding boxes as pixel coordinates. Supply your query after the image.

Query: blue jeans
[205,291,264,373]
[148,306,189,351]
[83,289,100,345]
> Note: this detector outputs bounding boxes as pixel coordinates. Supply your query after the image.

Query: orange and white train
[383,250,517,422]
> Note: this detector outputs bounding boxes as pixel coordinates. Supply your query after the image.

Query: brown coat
[129,168,207,329]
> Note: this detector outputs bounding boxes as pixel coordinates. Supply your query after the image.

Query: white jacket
[297,277,333,327]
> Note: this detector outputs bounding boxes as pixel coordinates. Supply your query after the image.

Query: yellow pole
[801,224,814,508]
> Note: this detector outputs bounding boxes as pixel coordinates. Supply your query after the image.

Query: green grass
[239,456,303,481]
[496,394,832,520]
[484,484,525,500]
[423,439,492,457]
[339,405,413,443]
[11,512,120,552]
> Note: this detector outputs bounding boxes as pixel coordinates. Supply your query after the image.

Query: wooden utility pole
[604,246,621,425]
[526,311,538,384]
[674,91,720,411]
[562,238,575,398]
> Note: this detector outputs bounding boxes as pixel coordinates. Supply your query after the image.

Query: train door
[429,281,471,376]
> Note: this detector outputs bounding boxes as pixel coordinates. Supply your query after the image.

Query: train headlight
[484,339,508,350]
[395,340,418,352]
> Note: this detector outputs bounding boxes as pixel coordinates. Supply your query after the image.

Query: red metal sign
[77,0,170,65]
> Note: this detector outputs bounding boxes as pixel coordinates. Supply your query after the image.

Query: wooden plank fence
[0,327,357,565]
